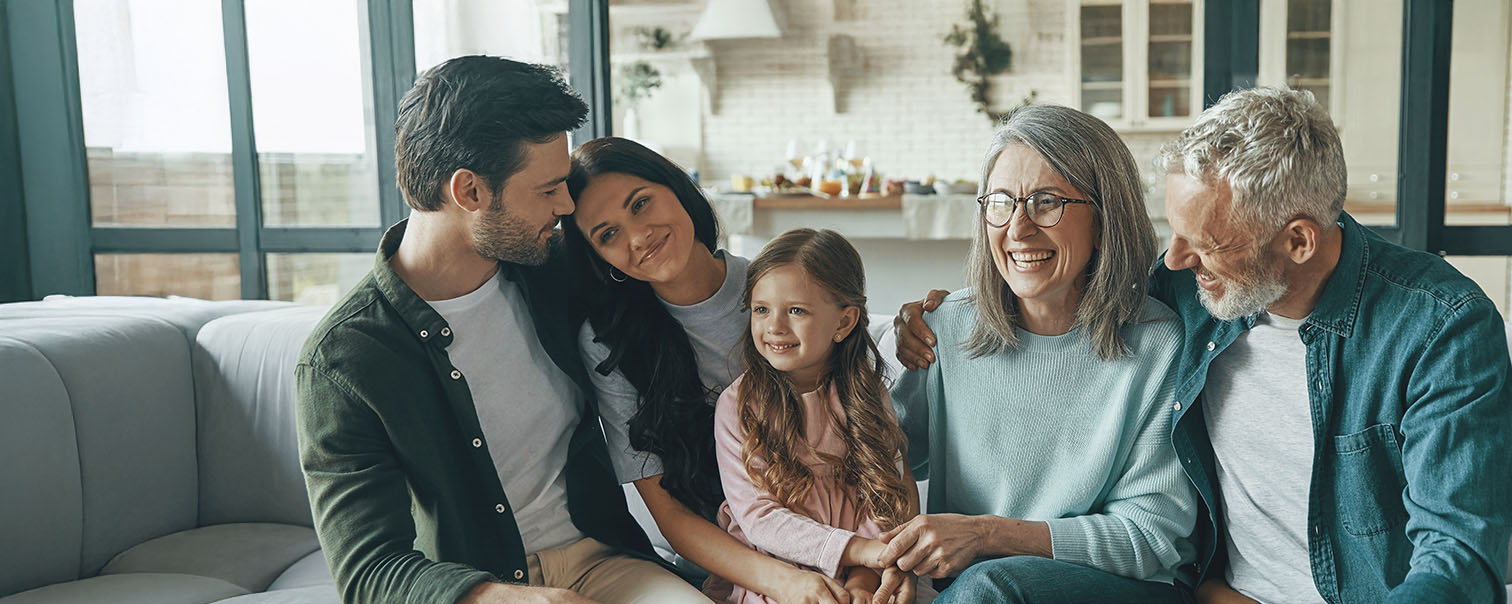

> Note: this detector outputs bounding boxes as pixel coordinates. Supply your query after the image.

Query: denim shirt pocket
[1332,423,1409,537]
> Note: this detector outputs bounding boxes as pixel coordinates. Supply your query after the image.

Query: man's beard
[471,193,559,266]
[1197,246,1288,321]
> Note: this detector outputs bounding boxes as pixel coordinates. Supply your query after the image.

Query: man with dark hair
[295,56,711,604]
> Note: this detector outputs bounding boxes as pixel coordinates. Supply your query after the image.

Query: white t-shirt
[1203,312,1324,604]
[429,270,585,555]
[579,251,750,482]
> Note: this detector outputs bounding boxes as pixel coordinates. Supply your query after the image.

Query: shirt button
[513,569,525,580]
[419,329,429,338]
[471,438,482,448]
[1313,525,1322,536]
[451,370,462,380]
[441,327,452,337]
[1206,341,1216,351]
[495,503,506,513]
[1173,401,1182,411]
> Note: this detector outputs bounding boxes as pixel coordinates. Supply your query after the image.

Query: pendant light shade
[688,0,781,41]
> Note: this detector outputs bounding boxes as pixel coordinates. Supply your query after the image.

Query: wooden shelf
[752,194,902,210]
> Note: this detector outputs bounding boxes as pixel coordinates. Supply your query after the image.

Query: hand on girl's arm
[871,567,916,604]
[843,568,882,604]
[877,514,1050,579]
[632,476,846,602]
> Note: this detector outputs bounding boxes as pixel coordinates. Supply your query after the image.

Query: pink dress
[709,374,892,604]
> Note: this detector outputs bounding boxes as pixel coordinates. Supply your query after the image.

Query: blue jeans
[934,557,1194,604]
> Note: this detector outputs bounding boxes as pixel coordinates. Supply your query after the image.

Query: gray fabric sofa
[3,295,1508,602]
[1,296,336,603]
[0,295,906,603]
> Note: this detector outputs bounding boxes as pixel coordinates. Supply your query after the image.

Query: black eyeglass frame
[975,191,1096,228]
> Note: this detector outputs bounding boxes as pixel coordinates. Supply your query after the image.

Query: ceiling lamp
[688,0,782,41]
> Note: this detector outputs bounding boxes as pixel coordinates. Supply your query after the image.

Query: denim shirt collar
[1300,212,1369,340]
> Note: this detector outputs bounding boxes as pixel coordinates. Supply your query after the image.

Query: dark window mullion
[1395,0,1451,254]
[260,227,386,253]
[1439,226,1512,256]
[222,0,267,299]
[92,228,240,253]
[1201,0,1259,109]
[569,0,611,142]
[366,0,415,229]
[0,5,33,302]
[7,0,92,296]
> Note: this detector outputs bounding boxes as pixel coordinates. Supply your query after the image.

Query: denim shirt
[1152,212,1512,604]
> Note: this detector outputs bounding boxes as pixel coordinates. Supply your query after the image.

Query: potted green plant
[945,0,1015,123]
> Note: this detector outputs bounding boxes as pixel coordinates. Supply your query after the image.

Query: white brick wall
[685,0,1179,214]
[699,0,1075,184]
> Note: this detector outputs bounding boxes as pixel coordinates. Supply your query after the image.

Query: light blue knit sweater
[891,289,1197,584]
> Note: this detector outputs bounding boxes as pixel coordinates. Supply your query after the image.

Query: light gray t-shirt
[579,251,750,483]
[430,270,586,555]
[1203,312,1323,604]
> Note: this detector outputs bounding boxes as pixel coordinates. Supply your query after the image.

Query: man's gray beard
[471,195,558,266]
[1197,257,1288,321]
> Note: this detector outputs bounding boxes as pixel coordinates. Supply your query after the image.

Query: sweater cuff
[817,528,858,577]
[1044,516,1093,567]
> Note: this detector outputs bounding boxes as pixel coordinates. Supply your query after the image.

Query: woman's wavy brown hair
[737,228,912,529]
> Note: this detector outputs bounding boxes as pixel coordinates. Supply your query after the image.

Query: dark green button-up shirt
[295,221,656,604]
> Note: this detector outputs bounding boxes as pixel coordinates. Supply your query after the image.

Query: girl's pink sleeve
[714,378,856,578]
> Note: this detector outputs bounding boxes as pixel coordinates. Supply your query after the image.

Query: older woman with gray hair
[876,104,1198,603]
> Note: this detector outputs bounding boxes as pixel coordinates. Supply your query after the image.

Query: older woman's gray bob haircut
[1157,87,1347,232]
[966,104,1159,361]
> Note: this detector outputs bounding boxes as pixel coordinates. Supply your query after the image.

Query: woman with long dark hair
[565,137,853,604]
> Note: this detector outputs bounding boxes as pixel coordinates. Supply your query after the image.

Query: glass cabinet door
[1285,0,1332,109]
[1147,0,1195,120]
[1080,3,1125,122]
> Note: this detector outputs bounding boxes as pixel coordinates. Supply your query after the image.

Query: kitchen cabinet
[1256,0,1510,208]
[1068,0,1206,132]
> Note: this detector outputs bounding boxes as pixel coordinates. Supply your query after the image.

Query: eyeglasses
[976,191,1095,228]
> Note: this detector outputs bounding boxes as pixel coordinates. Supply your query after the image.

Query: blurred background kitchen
[4,0,1509,316]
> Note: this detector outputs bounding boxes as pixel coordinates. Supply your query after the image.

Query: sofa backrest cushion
[194,306,327,526]
[0,316,201,580]
[0,334,85,597]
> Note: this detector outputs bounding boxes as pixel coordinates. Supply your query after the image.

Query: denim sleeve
[1390,297,1512,604]
[295,363,496,604]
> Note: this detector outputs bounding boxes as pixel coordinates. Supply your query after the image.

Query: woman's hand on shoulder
[765,568,854,604]
[893,289,949,371]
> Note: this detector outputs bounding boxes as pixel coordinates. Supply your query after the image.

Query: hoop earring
[608,267,628,283]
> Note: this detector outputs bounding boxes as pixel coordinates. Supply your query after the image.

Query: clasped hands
[841,513,986,604]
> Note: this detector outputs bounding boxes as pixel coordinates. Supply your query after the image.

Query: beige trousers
[527,538,712,604]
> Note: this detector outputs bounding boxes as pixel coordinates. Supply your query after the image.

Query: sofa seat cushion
[101,523,320,593]
[212,585,341,604]
[265,551,332,591]
[0,573,247,604]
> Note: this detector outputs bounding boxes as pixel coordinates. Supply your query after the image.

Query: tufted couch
[2,296,1508,602]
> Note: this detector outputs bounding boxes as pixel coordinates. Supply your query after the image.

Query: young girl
[715,228,923,604]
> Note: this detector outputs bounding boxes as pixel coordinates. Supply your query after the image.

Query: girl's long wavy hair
[564,137,724,520]
[737,228,912,529]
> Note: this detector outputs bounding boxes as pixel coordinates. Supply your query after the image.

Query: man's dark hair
[395,56,588,212]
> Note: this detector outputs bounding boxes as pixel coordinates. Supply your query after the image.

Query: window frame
[2,0,613,301]
[1205,0,1511,255]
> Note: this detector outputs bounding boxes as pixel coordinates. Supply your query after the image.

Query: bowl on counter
[903,180,932,195]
